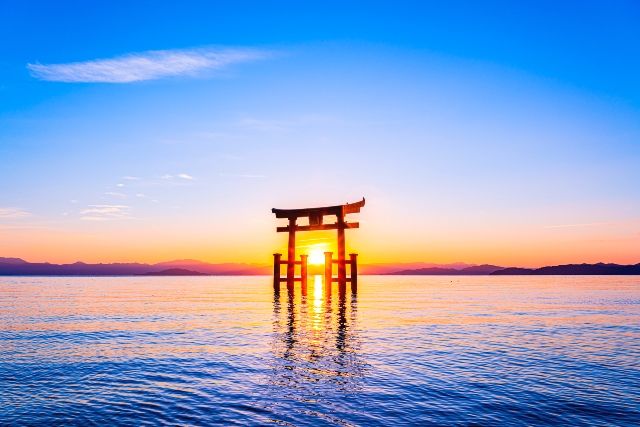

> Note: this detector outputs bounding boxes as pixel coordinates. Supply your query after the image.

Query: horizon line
[2,255,639,269]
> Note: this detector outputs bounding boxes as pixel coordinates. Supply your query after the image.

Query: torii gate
[272,198,365,294]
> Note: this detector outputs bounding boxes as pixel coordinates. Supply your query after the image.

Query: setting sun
[307,245,326,265]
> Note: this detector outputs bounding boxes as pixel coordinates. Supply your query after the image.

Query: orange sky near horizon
[2,212,639,267]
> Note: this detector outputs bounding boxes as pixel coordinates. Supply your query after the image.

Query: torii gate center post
[271,198,365,295]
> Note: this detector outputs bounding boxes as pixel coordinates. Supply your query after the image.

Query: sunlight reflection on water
[1,275,639,425]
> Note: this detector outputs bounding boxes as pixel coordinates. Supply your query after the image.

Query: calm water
[1,276,639,426]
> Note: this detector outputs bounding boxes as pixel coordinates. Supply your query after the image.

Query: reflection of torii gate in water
[272,198,365,295]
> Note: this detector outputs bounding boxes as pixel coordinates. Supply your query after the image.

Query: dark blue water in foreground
[1,276,639,426]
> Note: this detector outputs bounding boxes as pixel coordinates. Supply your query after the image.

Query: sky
[1,1,639,266]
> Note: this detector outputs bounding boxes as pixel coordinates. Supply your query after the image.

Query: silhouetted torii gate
[272,198,365,294]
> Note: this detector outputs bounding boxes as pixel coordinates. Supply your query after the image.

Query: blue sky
[1,1,639,265]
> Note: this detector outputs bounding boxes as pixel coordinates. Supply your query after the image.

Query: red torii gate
[272,198,365,294]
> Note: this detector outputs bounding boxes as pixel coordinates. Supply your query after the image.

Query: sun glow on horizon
[307,245,327,265]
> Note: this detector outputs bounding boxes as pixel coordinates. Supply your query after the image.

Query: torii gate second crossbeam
[271,197,365,294]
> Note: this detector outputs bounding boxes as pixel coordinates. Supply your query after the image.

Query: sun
[307,245,326,265]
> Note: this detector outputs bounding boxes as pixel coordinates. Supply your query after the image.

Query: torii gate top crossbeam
[271,198,365,232]
[271,197,365,219]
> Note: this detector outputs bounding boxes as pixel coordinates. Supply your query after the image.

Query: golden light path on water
[312,274,324,331]
[1,275,639,425]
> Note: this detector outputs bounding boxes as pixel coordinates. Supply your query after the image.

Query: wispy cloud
[80,204,131,221]
[28,47,270,83]
[162,173,195,181]
[0,207,31,219]
[122,176,140,181]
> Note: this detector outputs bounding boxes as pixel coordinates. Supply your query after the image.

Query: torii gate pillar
[337,213,347,285]
[287,217,296,290]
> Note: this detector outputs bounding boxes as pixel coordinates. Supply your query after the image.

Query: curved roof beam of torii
[271,197,365,220]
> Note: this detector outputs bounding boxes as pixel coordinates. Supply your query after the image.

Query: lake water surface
[1,276,639,426]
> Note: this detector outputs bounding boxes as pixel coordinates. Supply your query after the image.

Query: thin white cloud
[122,176,140,181]
[80,204,131,221]
[162,173,195,181]
[0,207,31,219]
[27,47,270,83]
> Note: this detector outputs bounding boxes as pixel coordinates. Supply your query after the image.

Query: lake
[1,276,639,426]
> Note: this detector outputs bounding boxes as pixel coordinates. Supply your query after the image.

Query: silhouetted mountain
[391,267,461,275]
[491,263,640,275]
[491,267,534,275]
[0,258,269,276]
[154,259,271,275]
[0,260,150,275]
[141,268,207,276]
[390,264,504,275]
[388,263,640,276]
[1,258,638,276]
[462,264,504,274]
[0,257,28,264]
[362,262,476,275]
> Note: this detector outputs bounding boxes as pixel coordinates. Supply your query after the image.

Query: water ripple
[1,275,639,425]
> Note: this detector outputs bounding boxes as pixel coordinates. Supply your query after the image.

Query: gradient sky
[1,1,639,266]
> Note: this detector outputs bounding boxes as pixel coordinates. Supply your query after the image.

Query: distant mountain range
[1,257,639,276]
[142,268,208,276]
[390,264,505,275]
[490,263,640,275]
[360,262,475,275]
[0,258,270,276]
[389,262,640,275]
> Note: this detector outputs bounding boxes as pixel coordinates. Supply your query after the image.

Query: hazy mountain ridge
[0,258,478,276]
[1,258,639,276]
[392,262,640,275]
[141,268,207,276]
[0,257,269,276]
[491,263,640,275]
[360,262,475,275]
[390,264,504,275]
